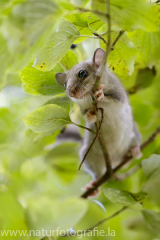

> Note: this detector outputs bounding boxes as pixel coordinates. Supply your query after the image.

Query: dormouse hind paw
[94,84,104,101]
[85,109,97,123]
[127,145,143,159]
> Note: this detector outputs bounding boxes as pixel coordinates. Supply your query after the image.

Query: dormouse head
[55,48,105,101]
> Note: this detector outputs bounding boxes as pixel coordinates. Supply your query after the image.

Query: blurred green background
[0,0,160,239]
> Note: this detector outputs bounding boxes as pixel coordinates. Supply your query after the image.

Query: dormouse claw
[94,84,104,101]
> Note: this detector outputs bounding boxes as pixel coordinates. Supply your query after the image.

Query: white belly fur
[79,99,134,179]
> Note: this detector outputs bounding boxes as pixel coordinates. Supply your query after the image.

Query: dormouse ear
[55,73,66,86]
[93,48,105,67]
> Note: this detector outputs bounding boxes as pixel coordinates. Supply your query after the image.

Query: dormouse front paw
[85,109,97,123]
[94,84,104,101]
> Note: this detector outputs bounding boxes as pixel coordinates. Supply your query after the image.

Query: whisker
[81,85,97,101]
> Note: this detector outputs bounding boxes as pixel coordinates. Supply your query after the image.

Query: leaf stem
[74,123,96,134]
[77,35,100,39]
[110,30,125,51]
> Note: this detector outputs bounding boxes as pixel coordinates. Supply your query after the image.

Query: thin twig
[78,108,104,170]
[110,30,125,50]
[77,35,100,39]
[97,123,113,175]
[105,0,111,62]
[40,207,127,239]
[84,206,127,231]
[74,123,96,134]
[60,206,127,238]
[141,125,160,149]
[96,0,111,76]
[76,7,108,17]
[81,125,160,198]
[92,32,108,45]
[83,0,112,179]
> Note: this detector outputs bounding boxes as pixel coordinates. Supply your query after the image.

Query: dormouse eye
[78,70,88,79]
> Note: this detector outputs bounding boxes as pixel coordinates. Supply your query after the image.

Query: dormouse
[55,48,142,196]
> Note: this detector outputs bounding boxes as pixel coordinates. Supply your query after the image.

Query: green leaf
[20,50,78,95]
[128,67,156,94]
[1,0,60,70]
[22,104,72,133]
[45,93,71,112]
[92,0,159,32]
[0,191,28,239]
[20,63,63,95]
[22,128,59,157]
[142,154,160,179]
[103,188,148,206]
[53,198,88,230]
[60,49,79,70]
[142,155,160,205]
[142,210,160,237]
[46,142,79,182]
[72,0,90,7]
[65,12,105,43]
[100,32,136,75]
[128,30,160,68]
[130,94,154,126]
[65,13,92,43]
[59,1,75,10]
[33,21,80,71]
[26,197,88,232]
[87,13,105,32]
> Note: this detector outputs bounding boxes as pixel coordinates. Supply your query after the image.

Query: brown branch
[92,32,108,45]
[110,30,125,51]
[87,0,112,178]
[78,108,104,170]
[79,1,127,195]
[81,124,160,198]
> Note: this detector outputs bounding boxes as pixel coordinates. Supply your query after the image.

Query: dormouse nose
[69,86,79,97]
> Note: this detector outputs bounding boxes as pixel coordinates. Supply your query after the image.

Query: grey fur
[56,48,142,180]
